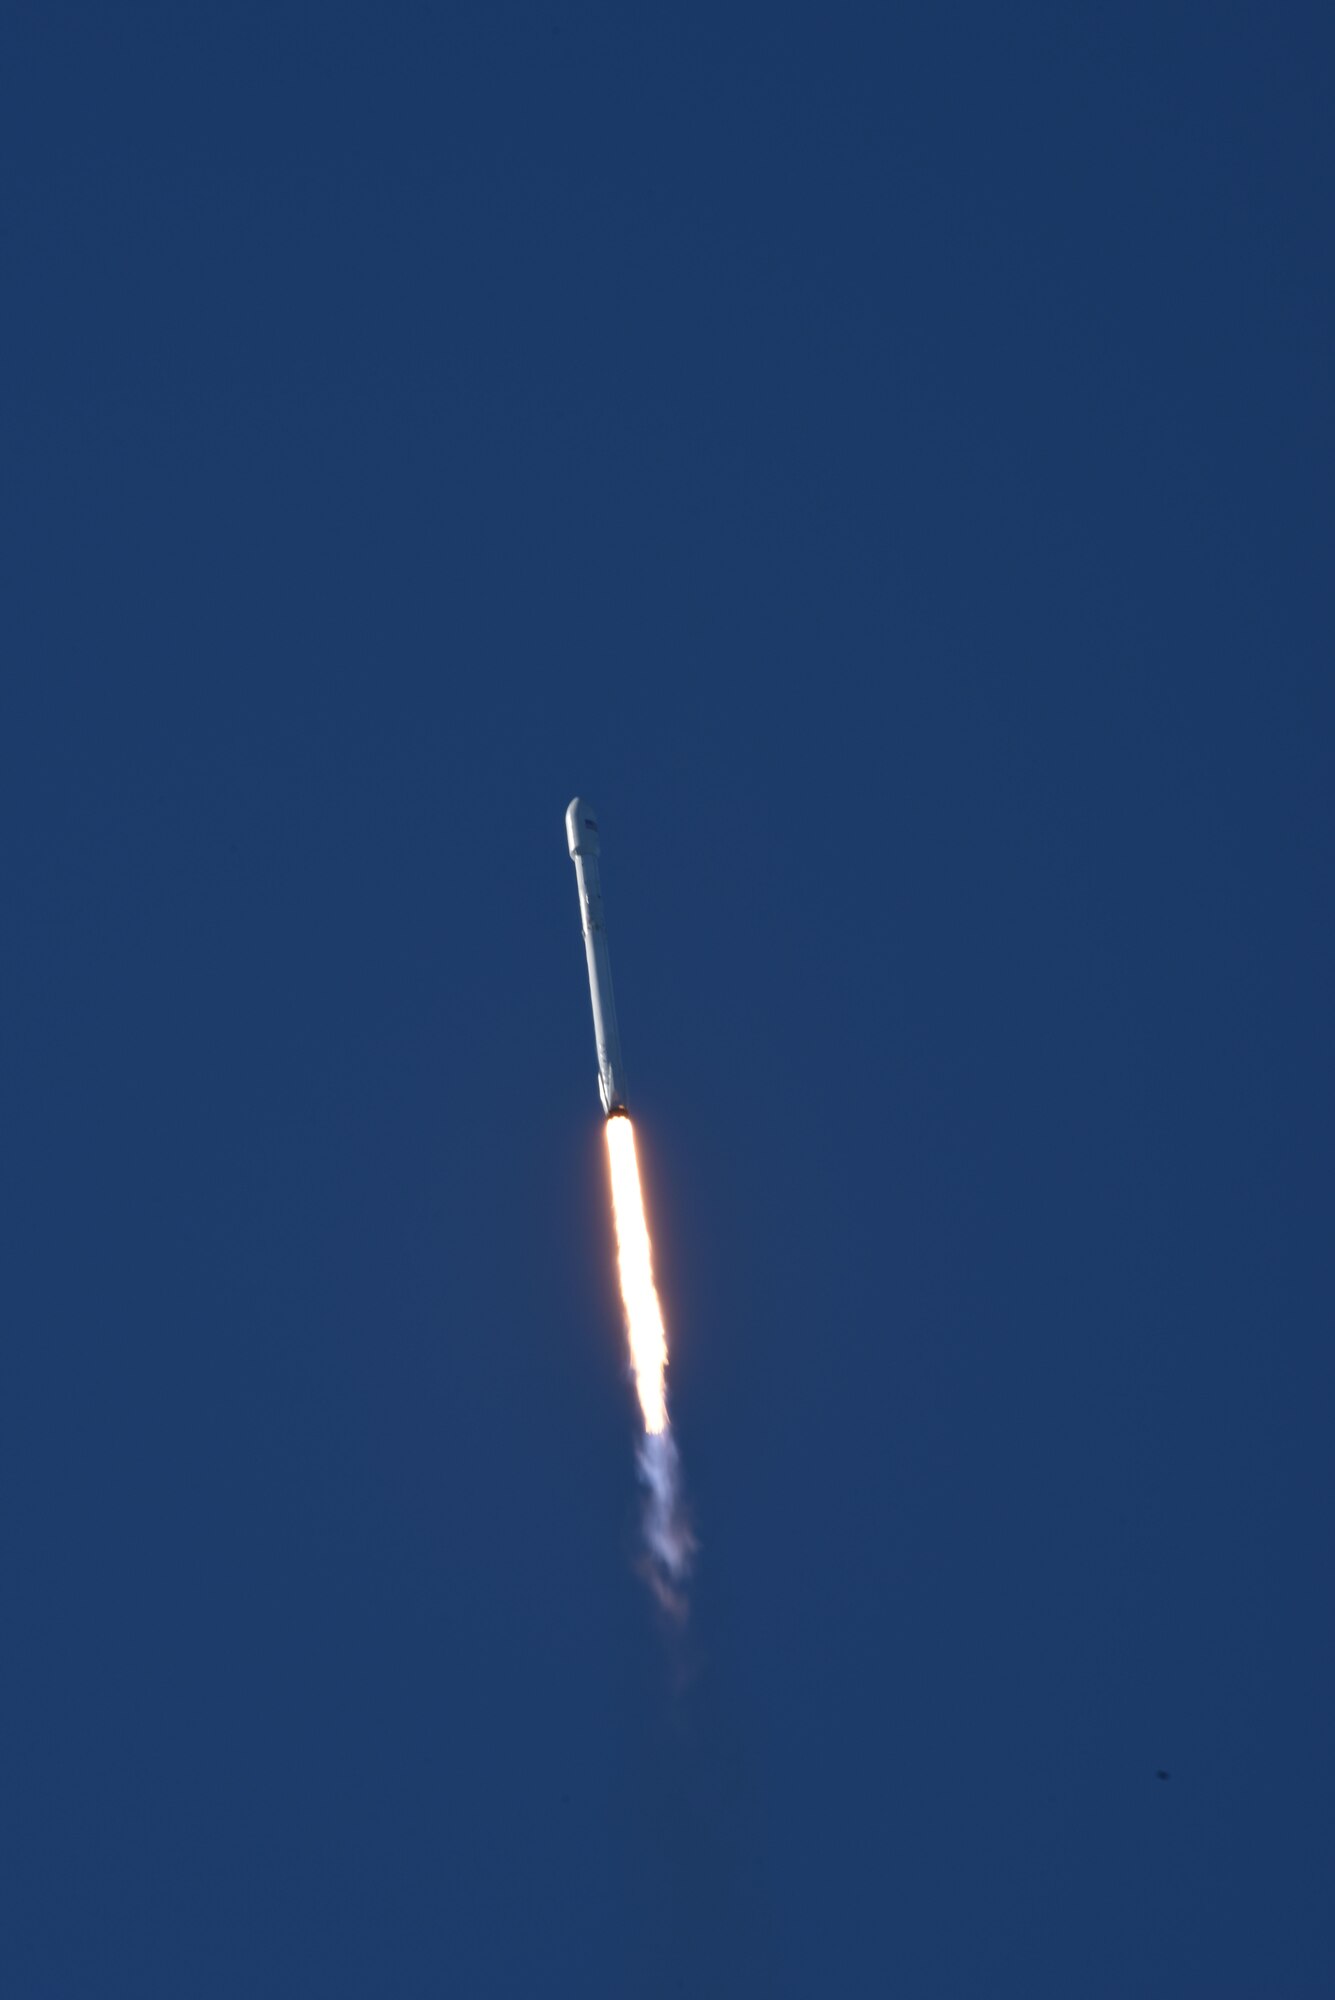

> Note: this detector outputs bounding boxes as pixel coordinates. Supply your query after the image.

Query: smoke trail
[637,1428,694,1614]
[604,1114,694,1608]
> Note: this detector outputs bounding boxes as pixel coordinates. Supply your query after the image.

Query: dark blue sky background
[3,4,1332,1993]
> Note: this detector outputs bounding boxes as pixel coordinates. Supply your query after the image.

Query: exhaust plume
[604,1115,694,1605]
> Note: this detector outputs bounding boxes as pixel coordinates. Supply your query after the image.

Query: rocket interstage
[564,799,693,1608]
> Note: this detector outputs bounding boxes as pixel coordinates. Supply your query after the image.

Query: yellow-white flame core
[604,1116,669,1435]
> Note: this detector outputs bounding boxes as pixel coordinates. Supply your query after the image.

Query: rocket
[565,798,629,1117]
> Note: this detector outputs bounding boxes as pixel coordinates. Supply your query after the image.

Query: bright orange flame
[604,1116,669,1435]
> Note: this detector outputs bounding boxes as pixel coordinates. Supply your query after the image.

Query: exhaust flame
[604,1115,669,1435]
[604,1114,693,1601]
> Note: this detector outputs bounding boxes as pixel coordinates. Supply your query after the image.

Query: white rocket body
[565,798,629,1116]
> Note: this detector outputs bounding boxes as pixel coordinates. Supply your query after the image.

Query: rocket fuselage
[565,798,629,1116]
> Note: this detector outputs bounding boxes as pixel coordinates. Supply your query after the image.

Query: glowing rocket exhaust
[604,1115,668,1435]
[565,799,693,1604]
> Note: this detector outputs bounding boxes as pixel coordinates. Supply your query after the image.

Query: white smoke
[636,1426,695,1617]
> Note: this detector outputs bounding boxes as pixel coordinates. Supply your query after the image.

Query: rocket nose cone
[565,798,601,857]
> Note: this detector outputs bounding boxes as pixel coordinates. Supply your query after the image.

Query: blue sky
[3,4,1333,1992]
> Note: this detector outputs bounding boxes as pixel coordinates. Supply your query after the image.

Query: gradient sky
[4,4,1333,1994]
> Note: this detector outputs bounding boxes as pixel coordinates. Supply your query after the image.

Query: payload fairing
[565,797,629,1116]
